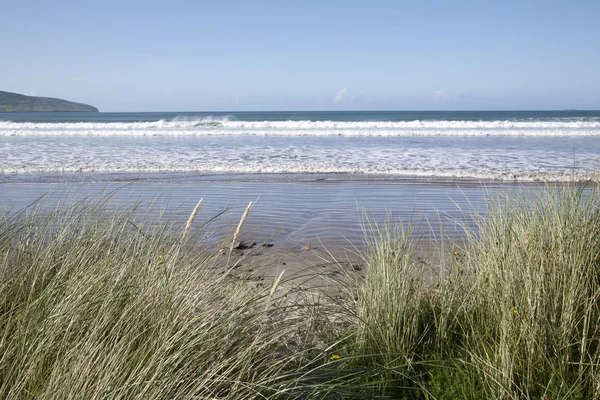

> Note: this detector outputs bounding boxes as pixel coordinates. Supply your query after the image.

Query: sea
[1,110,599,245]
[1,110,600,182]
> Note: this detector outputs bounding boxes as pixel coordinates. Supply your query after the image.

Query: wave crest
[2,117,600,137]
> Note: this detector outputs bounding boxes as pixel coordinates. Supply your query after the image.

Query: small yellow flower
[330,354,341,360]
[156,254,165,263]
[512,307,518,315]
[453,251,461,257]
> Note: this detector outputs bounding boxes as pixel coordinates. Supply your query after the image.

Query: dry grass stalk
[230,201,253,253]
[183,198,203,238]
[269,270,285,298]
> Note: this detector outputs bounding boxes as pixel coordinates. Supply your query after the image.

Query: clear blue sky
[2,0,599,111]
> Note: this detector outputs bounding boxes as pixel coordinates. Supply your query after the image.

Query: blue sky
[2,0,599,111]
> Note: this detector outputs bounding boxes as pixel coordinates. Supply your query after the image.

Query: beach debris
[219,240,256,250]
[262,242,274,247]
[301,243,311,251]
[238,241,256,250]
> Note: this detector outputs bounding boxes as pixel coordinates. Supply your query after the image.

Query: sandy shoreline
[211,235,460,295]
[3,174,597,397]
[0,176,555,245]
[0,175,540,246]
[0,175,517,286]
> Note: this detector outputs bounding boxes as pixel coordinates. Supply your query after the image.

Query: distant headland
[0,90,98,112]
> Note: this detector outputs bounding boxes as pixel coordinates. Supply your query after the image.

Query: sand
[0,176,535,289]
[0,176,542,244]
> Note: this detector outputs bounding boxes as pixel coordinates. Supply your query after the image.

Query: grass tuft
[1,184,599,398]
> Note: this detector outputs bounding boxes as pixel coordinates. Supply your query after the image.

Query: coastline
[4,180,597,397]
[0,171,577,185]
[0,172,513,285]
[0,173,563,247]
[0,171,584,286]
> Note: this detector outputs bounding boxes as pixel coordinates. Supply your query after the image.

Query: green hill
[0,90,98,112]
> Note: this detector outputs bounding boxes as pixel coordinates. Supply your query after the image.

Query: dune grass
[0,199,344,399]
[347,183,600,399]
[1,184,599,399]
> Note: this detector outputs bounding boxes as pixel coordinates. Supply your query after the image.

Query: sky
[2,0,599,111]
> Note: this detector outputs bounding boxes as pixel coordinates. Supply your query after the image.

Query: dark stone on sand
[219,240,256,250]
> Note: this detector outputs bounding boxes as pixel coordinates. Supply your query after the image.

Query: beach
[3,176,599,398]
[2,110,600,398]
[0,175,516,243]
[2,109,597,284]
[0,174,553,290]
[4,0,600,395]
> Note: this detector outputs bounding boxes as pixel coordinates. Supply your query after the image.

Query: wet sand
[0,176,540,247]
[1,176,540,288]
[209,236,457,296]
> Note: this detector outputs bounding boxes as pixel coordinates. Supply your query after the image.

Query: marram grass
[1,185,600,399]
[346,184,600,399]
[0,200,348,399]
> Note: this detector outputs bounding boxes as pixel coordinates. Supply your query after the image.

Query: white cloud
[432,91,461,103]
[432,91,448,102]
[334,88,355,103]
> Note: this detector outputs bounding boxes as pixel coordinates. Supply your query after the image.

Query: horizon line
[75,108,600,114]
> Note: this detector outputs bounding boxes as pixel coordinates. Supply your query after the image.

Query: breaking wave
[2,117,600,137]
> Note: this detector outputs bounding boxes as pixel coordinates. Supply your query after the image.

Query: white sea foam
[2,137,599,182]
[0,164,593,182]
[2,117,600,137]
[3,116,600,182]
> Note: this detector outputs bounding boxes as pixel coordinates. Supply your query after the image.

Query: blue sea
[2,110,600,183]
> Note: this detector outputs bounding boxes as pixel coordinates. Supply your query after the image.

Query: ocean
[1,110,600,183]
[1,110,599,245]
